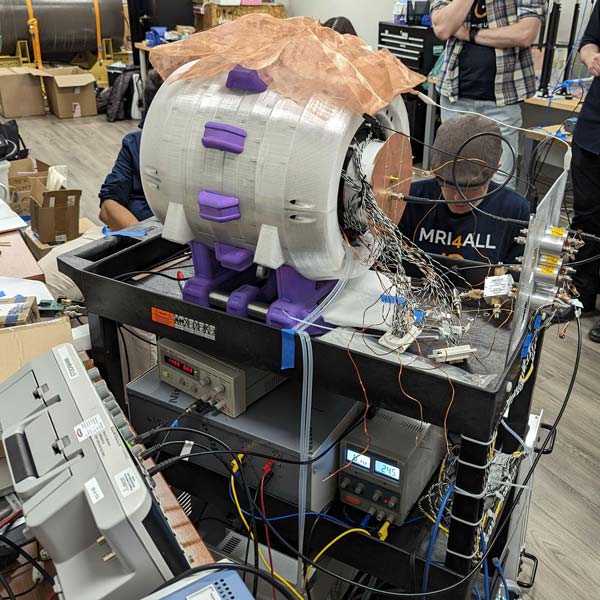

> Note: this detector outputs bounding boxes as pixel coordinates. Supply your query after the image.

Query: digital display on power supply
[346,448,371,470]
[374,460,400,481]
[164,354,195,376]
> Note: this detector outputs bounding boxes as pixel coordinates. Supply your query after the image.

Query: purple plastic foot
[202,121,247,154]
[267,266,335,336]
[226,65,268,93]
[183,241,244,306]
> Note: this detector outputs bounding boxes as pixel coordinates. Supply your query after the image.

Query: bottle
[394,0,408,25]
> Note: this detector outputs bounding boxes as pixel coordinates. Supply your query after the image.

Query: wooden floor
[18,114,136,224]
[16,115,600,599]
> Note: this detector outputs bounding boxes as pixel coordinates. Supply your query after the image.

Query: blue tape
[414,310,425,324]
[281,328,296,370]
[102,226,148,238]
[13,295,26,302]
[0,292,5,298]
[521,333,534,359]
[381,295,406,306]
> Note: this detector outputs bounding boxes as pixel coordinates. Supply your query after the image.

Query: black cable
[0,535,52,585]
[452,131,517,203]
[115,271,192,283]
[0,574,15,600]
[361,113,531,192]
[243,484,262,596]
[11,580,39,599]
[116,326,131,383]
[152,563,298,600]
[137,426,261,590]
[117,324,158,347]
[139,413,364,467]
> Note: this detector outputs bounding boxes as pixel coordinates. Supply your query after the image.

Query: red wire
[0,509,23,530]
[260,472,277,600]
[47,594,58,600]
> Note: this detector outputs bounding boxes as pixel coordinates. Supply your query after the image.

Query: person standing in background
[560,2,600,341]
[431,0,545,188]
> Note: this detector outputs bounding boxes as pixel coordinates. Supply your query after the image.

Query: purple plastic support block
[227,284,261,317]
[267,265,336,336]
[202,121,247,154]
[226,65,268,93]
[214,241,254,272]
[183,241,243,307]
[198,191,241,223]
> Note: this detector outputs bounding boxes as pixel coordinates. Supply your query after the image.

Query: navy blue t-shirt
[400,179,530,264]
[574,3,600,155]
[459,0,496,101]
[99,130,153,221]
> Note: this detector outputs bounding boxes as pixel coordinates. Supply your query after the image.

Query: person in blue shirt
[98,70,162,230]
[561,3,600,342]
[400,114,530,265]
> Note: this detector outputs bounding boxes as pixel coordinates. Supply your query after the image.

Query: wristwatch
[469,29,479,44]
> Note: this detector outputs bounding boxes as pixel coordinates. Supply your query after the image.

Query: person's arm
[454,17,541,48]
[579,4,600,77]
[581,44,600,77]
[99,200,139,230]
[431,0,475,42]
[98,134,138,231]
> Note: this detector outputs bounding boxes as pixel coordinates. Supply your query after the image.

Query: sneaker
[590,321,600,343]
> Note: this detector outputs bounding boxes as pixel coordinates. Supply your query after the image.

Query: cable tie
[449,512,484,528]
[460,434,494,447]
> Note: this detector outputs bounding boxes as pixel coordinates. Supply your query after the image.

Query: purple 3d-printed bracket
[267,266,335,335]
[183,242,246,307]
[226,65,268,93]
[184,243,335,335]
[202,122,247,154]
[198,191,241,223]
[214,242,253,271]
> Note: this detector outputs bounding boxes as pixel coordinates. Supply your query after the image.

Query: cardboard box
[0,317,72,384]
[0,296,39,328]
[0,67,46,118]
[41,67,97,119]
[10,190,32,217]
[30,176,81,244]
[22,218,97,261]
[8,157,50,193]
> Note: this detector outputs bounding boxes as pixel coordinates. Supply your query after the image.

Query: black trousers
[571,142,600,310]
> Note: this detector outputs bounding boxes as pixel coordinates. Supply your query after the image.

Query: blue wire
[493,558,510,600]
[228,483,353,529]
[473,585,482,600]
[481,532,490,600]
[421,482,455,593]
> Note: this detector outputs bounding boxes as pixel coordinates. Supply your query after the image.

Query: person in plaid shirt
[431,0,546,188]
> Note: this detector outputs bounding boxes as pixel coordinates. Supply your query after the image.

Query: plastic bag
[150,15,425,116]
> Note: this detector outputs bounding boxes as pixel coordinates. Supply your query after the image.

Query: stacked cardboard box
[0,67,46,118]
[7,157,50,217]
[0,296,39,328]
[41,67,97,119]
[30,176,81,244]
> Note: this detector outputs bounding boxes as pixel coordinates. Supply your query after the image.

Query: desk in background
[0,230,44,282]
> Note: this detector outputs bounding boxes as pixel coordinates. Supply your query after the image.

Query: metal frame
[57,230,540,597]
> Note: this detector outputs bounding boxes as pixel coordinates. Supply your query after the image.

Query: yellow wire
[425,513,450,537]
[230,475,304,600]
[521,365,535,384]
[303,528,371,590]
